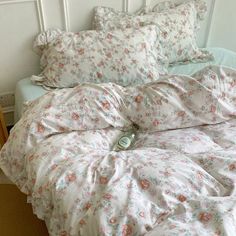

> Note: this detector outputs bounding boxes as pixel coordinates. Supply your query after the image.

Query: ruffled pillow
[140,0,207,21]
[32,26,168,88]
[33,29,63,70]
[93,0,213,65]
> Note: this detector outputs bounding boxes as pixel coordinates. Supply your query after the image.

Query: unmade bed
[2,0,236,235]
[3,64,236,235]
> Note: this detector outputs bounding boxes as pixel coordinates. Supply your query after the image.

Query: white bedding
[14,47,236,123]
[2,64,236,235]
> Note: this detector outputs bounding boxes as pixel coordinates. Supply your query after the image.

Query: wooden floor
[0,184,49,236]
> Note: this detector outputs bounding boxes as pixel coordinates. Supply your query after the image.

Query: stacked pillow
[32,0,212,89]
[93,0,213,65]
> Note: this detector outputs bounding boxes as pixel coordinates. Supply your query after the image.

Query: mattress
[14,77,47,122]
[14,47,236,122]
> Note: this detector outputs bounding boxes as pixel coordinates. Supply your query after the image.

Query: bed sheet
[14,77,47,122]
[14,47,236,122]
[168,47,236,75]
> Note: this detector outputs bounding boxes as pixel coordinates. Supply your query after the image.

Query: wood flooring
[0,184,48,236]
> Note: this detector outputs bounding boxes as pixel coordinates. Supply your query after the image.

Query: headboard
[0,0,215,95]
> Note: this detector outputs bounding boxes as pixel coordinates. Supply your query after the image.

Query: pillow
[93,0,213,65]
[139,0,207,23]
[32,26,168,89]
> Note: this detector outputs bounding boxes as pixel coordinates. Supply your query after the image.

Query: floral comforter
[1,65,236,236]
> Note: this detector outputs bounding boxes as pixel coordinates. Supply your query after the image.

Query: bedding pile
[1,65,236,235]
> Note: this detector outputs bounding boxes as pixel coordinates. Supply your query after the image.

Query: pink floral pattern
[32,26,167,88]
[93,1,213,65]
[2,65,236,235]
[141,0,207,22]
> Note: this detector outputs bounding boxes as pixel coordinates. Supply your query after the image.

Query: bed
[2,1,236,236]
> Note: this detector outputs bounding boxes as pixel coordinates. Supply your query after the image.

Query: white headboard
[0,0,215,96]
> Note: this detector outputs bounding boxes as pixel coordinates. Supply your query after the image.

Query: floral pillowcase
[32,26,168,89]
[93,0,214,65]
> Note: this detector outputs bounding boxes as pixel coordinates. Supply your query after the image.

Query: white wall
[0,1,41,94]
[208,0,236,52]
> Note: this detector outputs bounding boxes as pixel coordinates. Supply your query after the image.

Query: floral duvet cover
[1,65,236,236]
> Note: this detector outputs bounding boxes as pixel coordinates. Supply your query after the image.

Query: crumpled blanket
[1,65,236,236]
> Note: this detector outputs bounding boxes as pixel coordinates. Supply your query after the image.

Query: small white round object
[118,136,131,149]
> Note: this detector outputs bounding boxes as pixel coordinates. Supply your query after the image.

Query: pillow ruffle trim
[33,29,63,55]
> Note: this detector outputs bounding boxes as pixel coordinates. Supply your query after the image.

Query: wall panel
[208,0,236,52]
[0,1,41,94]
[67,0,125,32]
[42,0,64,30]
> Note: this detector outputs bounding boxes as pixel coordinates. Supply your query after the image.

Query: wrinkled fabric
[1,65,236,235]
